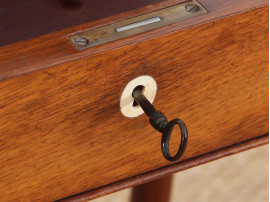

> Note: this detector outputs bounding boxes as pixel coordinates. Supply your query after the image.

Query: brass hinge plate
[69,0,207,50]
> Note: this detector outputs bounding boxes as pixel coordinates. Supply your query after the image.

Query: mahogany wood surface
[0,0,268,81]
[0,6,268,202]
[0,0,268,47]
[131,175,173,202]
[0,0,166,46]
[61,134,268,202]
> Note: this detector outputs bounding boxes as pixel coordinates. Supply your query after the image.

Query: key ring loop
[161,119,188,162]
[132,88,188,162]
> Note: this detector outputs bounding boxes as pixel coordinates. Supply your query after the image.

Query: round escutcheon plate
[120,75,157,118]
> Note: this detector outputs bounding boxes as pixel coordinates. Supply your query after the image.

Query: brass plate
[69,0,207,50]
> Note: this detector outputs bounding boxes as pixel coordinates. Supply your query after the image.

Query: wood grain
[0,7,268,201]
[0,0,268,81]
[60,134,268,202]
[131,175,173,202]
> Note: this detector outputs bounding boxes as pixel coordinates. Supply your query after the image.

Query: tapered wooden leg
[131,175,173,202]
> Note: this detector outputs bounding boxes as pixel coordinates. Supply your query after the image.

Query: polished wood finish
[131,175,173,202]
[0,7,268,201]
[0,0,268,81]
[61,135,268,201]
[0,0,165,46]
[1,0,268,47]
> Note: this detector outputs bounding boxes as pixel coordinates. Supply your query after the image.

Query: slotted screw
[73,36,89,46]
[185,4,200,13]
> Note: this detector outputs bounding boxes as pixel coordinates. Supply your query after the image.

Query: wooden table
[0,0,268,201]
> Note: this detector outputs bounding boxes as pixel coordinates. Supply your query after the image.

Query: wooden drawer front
[0,6,268,201]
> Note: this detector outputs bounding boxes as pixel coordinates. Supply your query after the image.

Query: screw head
[73,36,89,46]
[185,4,200,13]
